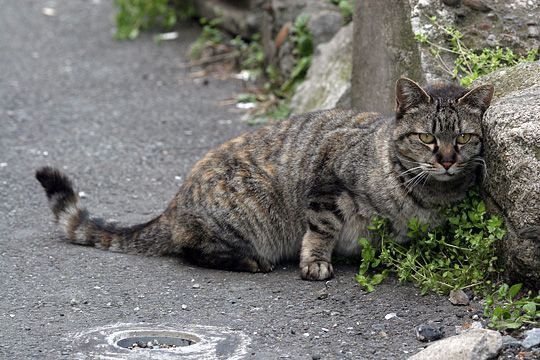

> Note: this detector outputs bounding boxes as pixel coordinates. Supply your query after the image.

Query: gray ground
[0,1,480,359]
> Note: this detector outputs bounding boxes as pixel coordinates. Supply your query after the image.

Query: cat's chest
[333,195,444,256]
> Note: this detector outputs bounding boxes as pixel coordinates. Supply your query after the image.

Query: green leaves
[188,17,224,60]
[414,16,539,86]
[355,188,539,330]
[280,14,313,96]
[114,0,195,40]
[329,0,353,24]
[485,285,540,330]
[356,188,504,295]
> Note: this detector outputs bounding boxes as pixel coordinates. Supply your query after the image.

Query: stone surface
[192,0,267,38]
[351,0,424,114]
[415,324,444,342]
[269,0,343,47]
[476,61,540,288]
[473,61,540,100]
[290,23,352,114]
[501,335,522,348]
[408,329,503,360]
[409,0,540,82]
[455,321,483,335]
[523,328,540,349]
[269,0,343,79]
[448,289,469,305]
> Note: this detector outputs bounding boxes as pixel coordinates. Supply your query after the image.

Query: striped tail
[35,166,172,255]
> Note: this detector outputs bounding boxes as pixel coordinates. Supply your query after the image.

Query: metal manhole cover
[68,323,250,359]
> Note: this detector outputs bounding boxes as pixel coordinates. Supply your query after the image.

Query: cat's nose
[441,161,454,170]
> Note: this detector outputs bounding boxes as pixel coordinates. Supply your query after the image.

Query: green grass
[415,16,538,86]
[329,0,353,24]
[114,0,195,40]
[355,188,539,330]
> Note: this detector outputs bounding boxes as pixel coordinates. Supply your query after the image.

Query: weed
[186,13,312,123]
[280,14,314,95]
[230,33,265,81]
[355,188,540,329]
[330,0,353,24]
[114,0,194,40]
[485,284,540,330]
[415,16,539,86]
[189,17,225,60]
[357,188,504,295]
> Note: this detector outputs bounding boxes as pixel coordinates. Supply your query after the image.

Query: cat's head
[392,77,493,183]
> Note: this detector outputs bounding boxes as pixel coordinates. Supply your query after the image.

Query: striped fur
[36,78,493,280]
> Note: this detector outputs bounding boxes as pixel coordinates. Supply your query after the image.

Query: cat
[36,78,493,281]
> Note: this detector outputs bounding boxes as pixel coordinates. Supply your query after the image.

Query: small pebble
[0,163,7,167]
[316,289,329,300]
[449,289,469,306]
[42,7,56,16]
[441,0,460,6]
[385,312,397,320]
[181,304,188,310]
[523,328,540,349]
[416,324,443,342]
[462,0,491,12]
[455,321,483,334]
[527,23,539,38]
[502,335,522,348]
[192,283,200,289]
[133,307,140,311]
[486,34,498,47]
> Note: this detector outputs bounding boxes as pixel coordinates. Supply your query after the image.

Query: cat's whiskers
[398,166,424,178]
[402,171,429,194]
[388,166,423,191]
[468,157,488,183]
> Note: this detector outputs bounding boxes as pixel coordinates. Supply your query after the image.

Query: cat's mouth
[431,166,461,181]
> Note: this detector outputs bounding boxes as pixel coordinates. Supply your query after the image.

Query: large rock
[475,61,540,289]
[408,329,503,360]
[408,0,540,82]
[268,0,343,79]
[290,23,352,114]
[192,0,267,38]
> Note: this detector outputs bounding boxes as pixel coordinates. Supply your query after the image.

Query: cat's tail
[35,166,172,255]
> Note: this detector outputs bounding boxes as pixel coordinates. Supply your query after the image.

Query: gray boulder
[475,61,540,289]
[408,329,502,360]
[290,23,352,114]
[270,0,343,79]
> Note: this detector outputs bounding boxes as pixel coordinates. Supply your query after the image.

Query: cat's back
[178,109,384,203]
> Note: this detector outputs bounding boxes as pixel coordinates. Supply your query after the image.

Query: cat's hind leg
[171,211,273,273]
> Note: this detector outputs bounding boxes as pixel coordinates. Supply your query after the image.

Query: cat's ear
[395,78,431,114]
[457,84,494,114]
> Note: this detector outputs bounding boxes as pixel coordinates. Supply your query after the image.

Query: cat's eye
[418,133,435,144]
[456,133,471,144]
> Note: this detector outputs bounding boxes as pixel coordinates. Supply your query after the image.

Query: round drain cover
[69,323,250,359]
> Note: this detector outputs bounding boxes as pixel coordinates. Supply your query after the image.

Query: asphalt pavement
[0,1,478,359]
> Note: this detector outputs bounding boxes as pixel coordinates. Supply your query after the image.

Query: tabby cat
[36,78,493,281]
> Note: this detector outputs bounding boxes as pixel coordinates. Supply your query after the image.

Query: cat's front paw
[300,261,334,281]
